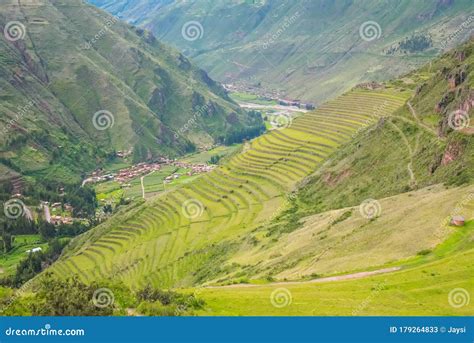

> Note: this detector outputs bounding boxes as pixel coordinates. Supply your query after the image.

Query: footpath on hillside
[206,266,402,289]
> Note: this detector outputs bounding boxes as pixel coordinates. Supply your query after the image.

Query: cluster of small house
[223,83,283,100]
[85,162,162,185]
[50,202,73,212]
[50,215,74,225]
[44,201,74,225]
[450,215,465,227]
[164,162,215,183]
[114,163,162,183]
[222,83,315,110]
[84,158,216,187]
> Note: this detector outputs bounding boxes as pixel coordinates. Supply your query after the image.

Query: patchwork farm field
[50,88,412,290]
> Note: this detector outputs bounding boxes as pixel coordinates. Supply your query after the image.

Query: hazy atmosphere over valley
[0,0,473,327]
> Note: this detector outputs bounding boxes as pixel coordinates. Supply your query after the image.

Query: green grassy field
[194,220,474,316]
[225,184,474,282]
[0,235,46,276]
[181,145,242,165]
[229,92,277,106]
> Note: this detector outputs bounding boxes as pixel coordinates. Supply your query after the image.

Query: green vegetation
[194,220,474,316]
[224,184,473,282]
[230,92,277,106]
[91,0,472,103]
[0,0,261,188]
[1,1,473,316]
[397,34,433,54]
[181,145,242,165]
[0,273,204,316]
[0,217,88,285]
[7,239,68,287]
[45,86,409,291]
[0,235,47,277]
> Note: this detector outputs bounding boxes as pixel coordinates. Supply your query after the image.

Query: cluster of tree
[0,181,14,202]
[0,179,97,220]
[385,34,433,55]
[31,273,114,316]
[399,34,432,52]
[0,218,36,253]
[0,218,89,249]
[21,181,98,218]
[217,124,266,145]
[0,217,89,287]
[216,110,266,145]
[39,220,89,239]
[135,285,205,316]
[208,154,222,165]
[132,143,150,164]
[2,276,204,316]
[6,239,68,287]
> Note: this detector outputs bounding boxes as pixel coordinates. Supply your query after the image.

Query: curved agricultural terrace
[50,88,410,289]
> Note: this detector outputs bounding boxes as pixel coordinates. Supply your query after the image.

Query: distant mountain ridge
[89,0,473,104]
[0,0,261,183]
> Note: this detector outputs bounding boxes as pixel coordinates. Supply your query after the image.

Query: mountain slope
[48,84,410,289]
[225,38,473,284]
[46,39,474,293]
[0,0,261,183]
[89,0,473,104]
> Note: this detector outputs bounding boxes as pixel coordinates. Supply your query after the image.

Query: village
[223,83,315,110]
[40,201,75,225]
[83,157,215,188]
[26,154,219,227]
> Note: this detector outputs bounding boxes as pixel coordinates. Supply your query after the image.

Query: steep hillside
[295,38,473,216]
[89,0,473,103]
[4,39,473,317]
[48,85,410,289]
[220,38,473,285]
[48,39,473,290]
[0,0,262,184]
[196,219,474,315]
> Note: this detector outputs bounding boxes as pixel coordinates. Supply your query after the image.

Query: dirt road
[206,266,402,289]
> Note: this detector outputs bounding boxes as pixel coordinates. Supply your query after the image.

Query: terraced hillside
[49,87,409,289]
[186,41,473,315]
[0,0,260,184]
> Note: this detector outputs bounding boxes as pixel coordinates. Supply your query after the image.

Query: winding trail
[206,266,402,289]
[407,101,440,138]
[387,120,417,186]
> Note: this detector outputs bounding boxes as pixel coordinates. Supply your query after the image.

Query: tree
[38,221,56,240]
[31,273,114,316]
[1,232,13,253]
